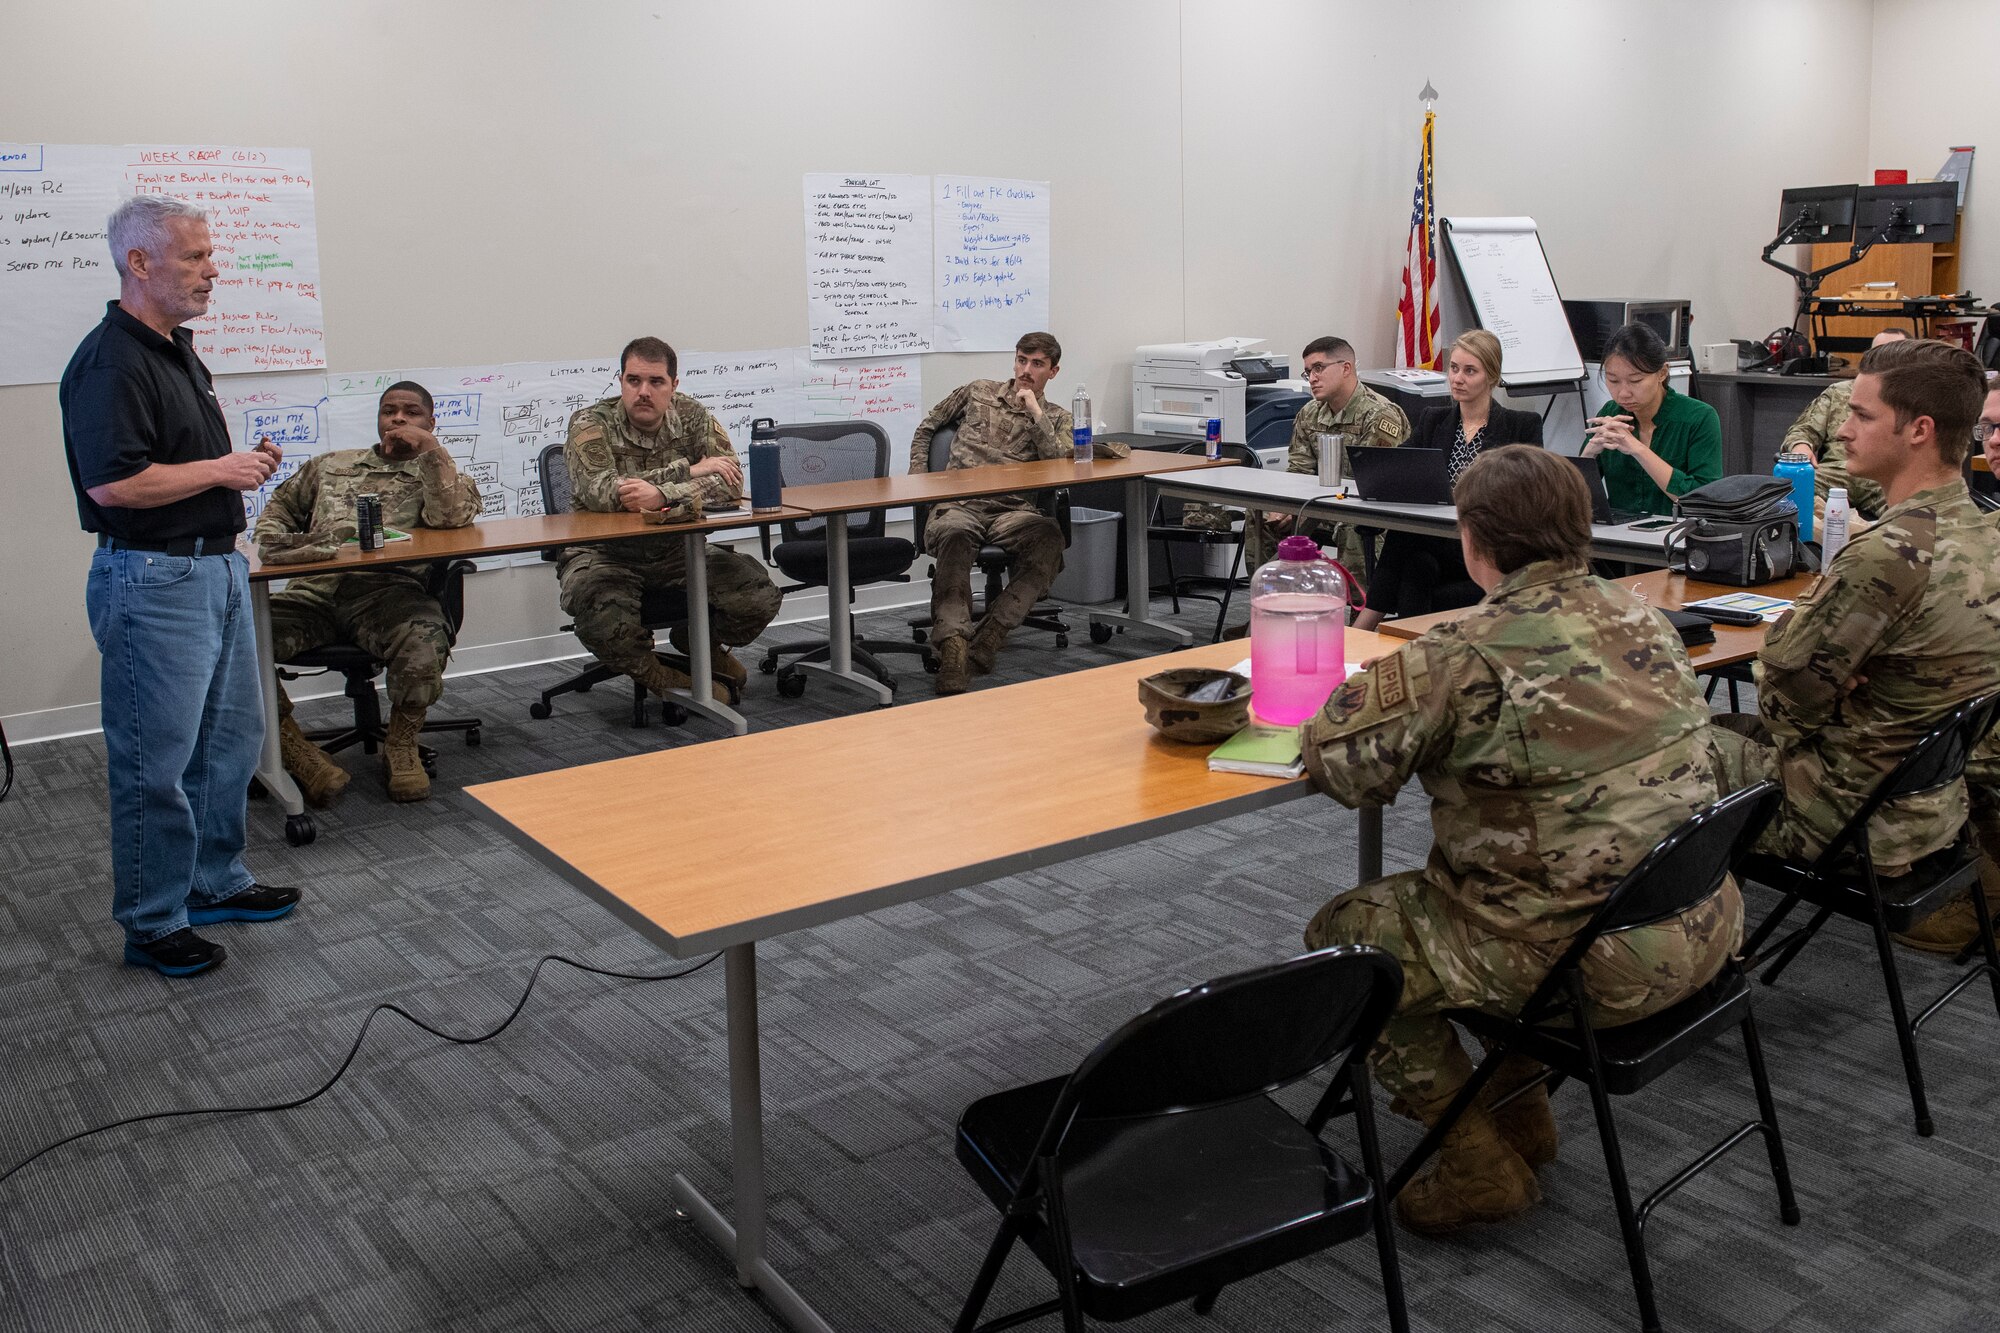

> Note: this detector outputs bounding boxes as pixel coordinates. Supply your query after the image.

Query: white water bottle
[1071,384,1093,462]
[1822,487,1851,564]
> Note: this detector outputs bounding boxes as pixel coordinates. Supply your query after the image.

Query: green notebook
[1207,723,1306,778]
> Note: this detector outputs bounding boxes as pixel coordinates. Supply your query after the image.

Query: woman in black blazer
[1353,329,1543,630]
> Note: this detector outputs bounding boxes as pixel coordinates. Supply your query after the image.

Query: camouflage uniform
[557,394,781,678]
[1780,379,1887,525]
[1706,480,2000,874]
[1242,384,1411,589]
[257,447,481,709]
[911,379,1127,644]
[1302,560,1740,1118]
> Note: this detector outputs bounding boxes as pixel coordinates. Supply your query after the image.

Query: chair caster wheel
[465,728,481,747]
[1055,633,1069,649]
[529,701,553,720]
[662,703,689,726]
[912,629,928,644]
[1089,622,1114,645]
[285,813,317,846]
[422,756,438,778]
[777,670,807,699]
[758,654,779,675]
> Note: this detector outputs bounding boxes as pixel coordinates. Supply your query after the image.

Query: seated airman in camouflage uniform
[1304,446,1738,1234]
[910,331,1127,694]
[1235,336,1409,593]
[1712,341,2000,953]
[557,337,781,706]
[256,381,482,804]
[1779,328,1908,528]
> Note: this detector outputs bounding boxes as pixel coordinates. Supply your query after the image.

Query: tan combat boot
[278,689,349,808]
[1483,1053,1559,1169]
[669,625,748,702]
[1894,855,2000,954]
[935,637,971,695]
[967,619,1008,676]
[633,656,695,699]
[383,704,430,803]
[1396,1102,1542,1234]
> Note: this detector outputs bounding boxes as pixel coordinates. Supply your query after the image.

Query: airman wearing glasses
[1244,335,1410,585]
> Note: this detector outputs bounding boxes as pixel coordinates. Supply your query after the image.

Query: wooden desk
[1379,570,1815,673]
[1147,466,1679,567]
[246,506,808,844]
[779,449,1230,707]
[467,630,1399,1332]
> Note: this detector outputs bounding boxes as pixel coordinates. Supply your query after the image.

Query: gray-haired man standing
[60,194,303,978]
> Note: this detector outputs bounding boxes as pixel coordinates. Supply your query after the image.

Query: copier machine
[1131,337,1311,468]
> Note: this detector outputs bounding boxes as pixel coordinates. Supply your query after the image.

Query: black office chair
[1145,439,1259,643]
[753,420,928,696]
[1359,781,1798,1333]
[910,426,1074,655]
[1739,692,2000,1136]
[526,443,696,728]
[279,558,483,773]
[953,947,1409,1333]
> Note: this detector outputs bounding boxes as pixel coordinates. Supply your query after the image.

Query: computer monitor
[1774,185,1857,244]
[1855,181,1959,244]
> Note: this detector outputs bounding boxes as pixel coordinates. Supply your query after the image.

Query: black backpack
[1663,475,1809,586]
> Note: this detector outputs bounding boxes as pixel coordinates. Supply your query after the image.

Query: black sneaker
[123,928,226,977]
[187,883,303,926]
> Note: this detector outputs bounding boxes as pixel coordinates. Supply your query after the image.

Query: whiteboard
[1440,217,1582,386]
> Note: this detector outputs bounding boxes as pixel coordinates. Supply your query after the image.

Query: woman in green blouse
[1581,322,1723,517]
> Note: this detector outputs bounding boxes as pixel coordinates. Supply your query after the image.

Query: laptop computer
[1347,446,1453,505]
[1568,454,1650,525]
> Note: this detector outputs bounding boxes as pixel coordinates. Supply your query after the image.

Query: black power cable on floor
[0,949,721,1191]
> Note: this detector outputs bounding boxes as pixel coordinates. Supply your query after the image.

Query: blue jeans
[86,547,261,944]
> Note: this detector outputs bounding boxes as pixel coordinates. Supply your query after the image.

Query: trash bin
[1050,506,1120,604]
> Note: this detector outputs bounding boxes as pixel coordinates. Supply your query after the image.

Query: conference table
[1147,465,1680,567]
[245,505,810,845]
[1380,568,1815,669]
[466,629,1399,1333]
[777,448,1231,706]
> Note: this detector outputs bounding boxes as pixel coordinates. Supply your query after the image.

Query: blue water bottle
[1205,416,1222,461]
[1774,450,1814,542]
[749,417,783,513]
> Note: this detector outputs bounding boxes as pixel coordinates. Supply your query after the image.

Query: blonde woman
[1353,330,1543,631]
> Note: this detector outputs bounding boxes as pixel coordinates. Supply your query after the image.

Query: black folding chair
[1740,691,2000,1136]
[1351,782,1798,1333]
[953,947,1409,1333]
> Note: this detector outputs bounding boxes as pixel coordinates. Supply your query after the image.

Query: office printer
[1132,337,1309,456]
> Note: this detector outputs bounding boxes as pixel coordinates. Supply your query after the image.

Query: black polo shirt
[60,301,245,542]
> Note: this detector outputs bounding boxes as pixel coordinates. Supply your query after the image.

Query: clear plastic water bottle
[1774,450,1814,543]
[1822,486,1850,564]
[1250,534,1350,726]
[1071,384,1093,463]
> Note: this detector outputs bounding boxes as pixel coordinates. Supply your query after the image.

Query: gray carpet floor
[1,604,1997,1332]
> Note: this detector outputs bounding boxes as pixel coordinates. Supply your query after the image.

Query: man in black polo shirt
[61,194,303,978]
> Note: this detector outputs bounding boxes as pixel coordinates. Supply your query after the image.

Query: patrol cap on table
[1138,668,1252,744]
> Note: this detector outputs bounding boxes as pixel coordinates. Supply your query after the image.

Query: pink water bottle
[1249,534,1349,725]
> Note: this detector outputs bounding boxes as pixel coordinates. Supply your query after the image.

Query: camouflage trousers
[1707,714,1968,876]
[268,571,453,710]
[1304,871,1742,1120]
[558,545,782,679]
[925,500,1063,646]
[1244,513,1367,594]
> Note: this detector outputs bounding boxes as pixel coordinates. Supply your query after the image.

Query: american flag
[1396,110,1440,370]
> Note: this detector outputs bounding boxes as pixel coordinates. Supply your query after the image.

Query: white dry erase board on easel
[1439,217,1584,387]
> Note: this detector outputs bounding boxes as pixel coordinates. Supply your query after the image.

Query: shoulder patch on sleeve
[1374,652,1409,710]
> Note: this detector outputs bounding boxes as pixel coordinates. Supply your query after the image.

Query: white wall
[0,0,1876,735]
[1870,0,1994,296]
